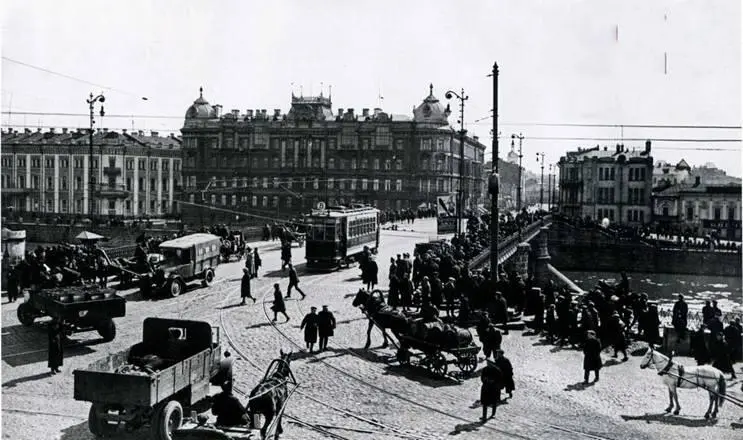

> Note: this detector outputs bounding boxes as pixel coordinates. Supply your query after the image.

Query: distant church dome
[413,84,450,125]
[185,87,217,119]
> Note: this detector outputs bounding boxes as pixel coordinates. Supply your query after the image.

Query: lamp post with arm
[512,133,524,210]
[548,164,553,210]
[445,88,468,236]
[87,93,105,217]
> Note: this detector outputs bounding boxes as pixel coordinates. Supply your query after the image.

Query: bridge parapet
[468,215,551,271]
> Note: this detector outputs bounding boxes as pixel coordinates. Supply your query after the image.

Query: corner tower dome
[185,87,217,119]
[413,84,450,125]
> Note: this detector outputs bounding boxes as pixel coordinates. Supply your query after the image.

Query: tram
[305,205,380,270]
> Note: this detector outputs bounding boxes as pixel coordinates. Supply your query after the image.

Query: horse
[639,344,727,419]
[352,288,411,349]
[246,350,295,439]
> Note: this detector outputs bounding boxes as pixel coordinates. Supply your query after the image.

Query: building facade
[653,177,742,240]
[179,86,486,224]
[1,128,182,217]
[652,159,691,189]
[558,142,653,225]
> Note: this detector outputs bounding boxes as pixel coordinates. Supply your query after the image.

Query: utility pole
[548,164,553,210]
[489,62,500,284]
[536,152,545,209]
[86,93,105,217]
[445,88,469,236]
[512,133,523,210]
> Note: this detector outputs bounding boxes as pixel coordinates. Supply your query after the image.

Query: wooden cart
[394,332,480,377]
[17,286,125,341]
[73,318,221,440]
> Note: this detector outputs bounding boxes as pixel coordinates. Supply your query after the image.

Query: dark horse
[352,288,411,349]
[247,350,296,439]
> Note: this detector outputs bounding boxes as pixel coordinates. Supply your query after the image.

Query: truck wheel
[201,269,215,287]
[96,318,116,342]
[88,403,116,437]
[17,303,36,327]
[167,279,184,298]
[157,401,183,440]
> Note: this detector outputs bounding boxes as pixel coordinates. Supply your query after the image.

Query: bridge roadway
[3,218,740,440]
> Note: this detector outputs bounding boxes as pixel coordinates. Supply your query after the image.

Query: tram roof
[308,206,379,218]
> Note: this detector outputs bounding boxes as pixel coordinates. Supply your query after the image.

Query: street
[2,219,742,440]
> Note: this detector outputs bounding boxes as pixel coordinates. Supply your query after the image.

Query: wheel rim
[171,282,181,296]
[432,353,447,376]
[167,410,180,433]
[206,271,214,282]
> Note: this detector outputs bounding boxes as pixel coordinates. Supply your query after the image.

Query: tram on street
[304,205,380,270]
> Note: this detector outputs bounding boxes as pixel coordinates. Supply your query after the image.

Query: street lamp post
[489,62,500,285]
[445,88,469,236]
[86,93,105,217]
[512,133,524,210]
[536,152,545,209]
[548,164,553,210]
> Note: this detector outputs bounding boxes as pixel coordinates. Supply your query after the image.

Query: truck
[16,285,125,341]
[73,318,221,440]
[149,233,222,298]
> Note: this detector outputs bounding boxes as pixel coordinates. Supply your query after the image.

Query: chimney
[138,130,144,136]
[473,136,479,143]
[615,144,621,154]
[122,128,127,134]
[62,128,68,134]
[246,109,254,118]
[604,146,607,151]
[255,109,261,119]
[214,104,223,118]
[274,109,281,117]
[231,109,239,117]
[261,109,267,118]
[103,128,109,133]
[694,176,701,186]
[374,108,382,116]
[49,128,55,134]
[348,108,355,117]
[645,140,651,153]
[362,108,370,117]
[97,128,102,133]
[25,128,31,133]
[150,131,159,137]
[37,128,42,133]
[337,108,344,117]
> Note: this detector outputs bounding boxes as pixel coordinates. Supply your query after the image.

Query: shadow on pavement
[620,413,719,428]
[602,358,628,368]
[564,381,596,391]
[449,419,486,436]
[60,420,151,440]
[3,341,97,367]
[245,322,276,330]
[2,371,55,388]
[382,364,462,388]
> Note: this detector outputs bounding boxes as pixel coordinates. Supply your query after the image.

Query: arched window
[261,196,268,207]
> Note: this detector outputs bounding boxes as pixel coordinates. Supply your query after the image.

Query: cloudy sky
[2,0,741,176]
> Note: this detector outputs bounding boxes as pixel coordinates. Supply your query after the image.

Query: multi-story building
[179,86,486,223]
[1,128,182,217]
[652,176,741,239]
[652,159,691,189]
[558,142,653,225]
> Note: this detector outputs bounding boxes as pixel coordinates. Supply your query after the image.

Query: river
[562,270,743,314]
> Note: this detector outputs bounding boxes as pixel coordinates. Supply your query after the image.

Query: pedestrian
[253,248,262,279]
[271,283,290,322]
[281,241,292,271]
[691,325,711,365]
[7,267,18,303]
[532,290,545,333]
[388,274,400,309]
[48,320,63,374]
[671,294,688,342]
[545,304,557,343]
[365,256,379,292]
[240,268,255,305]
[244,247,254,275]
[317,305,336,352]
[494,349,514,399]
[211,350,234,394]
[211,383,249,426]
[711,333,737,379]
[480,359,503,421]
[478,319,502,360]
[723,318,742,363]
[300,307,320,353]
[582,330,602,384]
[285,263,306,300]
[608,312,628,361]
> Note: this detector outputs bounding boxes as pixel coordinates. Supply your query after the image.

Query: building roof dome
[413,84,450,125]
[185,87,217,119]
[507,140,519,164]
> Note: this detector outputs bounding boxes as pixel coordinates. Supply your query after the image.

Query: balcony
[103,166,122,176]
[1,185,32,194]
[95,184,130,198]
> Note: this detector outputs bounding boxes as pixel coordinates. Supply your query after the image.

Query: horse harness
[658,356,686,388]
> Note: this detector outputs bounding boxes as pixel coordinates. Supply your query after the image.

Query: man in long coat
[582,330,602,384]
[271,283,290,322]
[240,268,255,305]
[480,360,503,421]
[300,307,320,353]
[671,294,688,341]
[48,320,63,374]
[607,312,628,361]
[494,349,514,399]
[285,263,306,299]
[317,305,336,352]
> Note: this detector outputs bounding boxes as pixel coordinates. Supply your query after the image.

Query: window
[150,178,156,191]
[396,179,402,191]
[262,178,268,189]
[350,179,357,190]
[231,195,237,206]
[361,159,368,169]
[351,159,357,170]
[252,196,257,207]
[362,139,370,150]
[262,196,268,207]
[61,177,68,190]
[151,200,156,211]
[286,197,292,208]
[361,179,368,190]
[46,176,54,190]
[151,160,158,171]
[163,178,168,191]
[328,158,335,169]
[373,158,380,170]
[396,139,404,150]
[221,195,227,205]
[91,158,99,169]
[328,178,335,189]
[373,179,379,191]
[384,179,391,191]
[17,157,26,168]
[271,196,278,208]
[108,199,116,210]
[395,159,402,170]
[313,178,319,190]
[714,208,721,220]
[60,158,69,168]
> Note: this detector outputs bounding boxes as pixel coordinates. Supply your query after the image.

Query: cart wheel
[168,279,184,298]
[96,318,116,342]
[156,400,183,440]
[396,348,411,366]
[457,354,478,374]
[202,269,215,287]
[17,303,36,327]
[429,352,448,377]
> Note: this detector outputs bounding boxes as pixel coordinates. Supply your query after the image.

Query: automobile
[150,233,222,298]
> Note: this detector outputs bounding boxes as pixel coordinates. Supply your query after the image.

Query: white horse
[639,345,727,419]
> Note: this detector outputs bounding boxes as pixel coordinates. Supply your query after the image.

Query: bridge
[468,215,552,270]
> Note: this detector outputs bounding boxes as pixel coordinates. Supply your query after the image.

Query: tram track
[273,261,624,440]
[217,277,434,440]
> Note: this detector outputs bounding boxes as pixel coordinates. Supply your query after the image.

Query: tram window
[325,226,335,241]
[312,225,325,241]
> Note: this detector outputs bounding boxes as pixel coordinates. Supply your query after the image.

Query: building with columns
[558,142,654,225]
[1,128,182,217]
[179,85,486,224]
[652,176,741,240]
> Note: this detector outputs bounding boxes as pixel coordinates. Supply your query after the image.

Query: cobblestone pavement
[3,219,743,439]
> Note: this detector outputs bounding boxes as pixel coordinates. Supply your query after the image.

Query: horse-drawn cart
[394,327,479,377]
[220,231,246,262]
